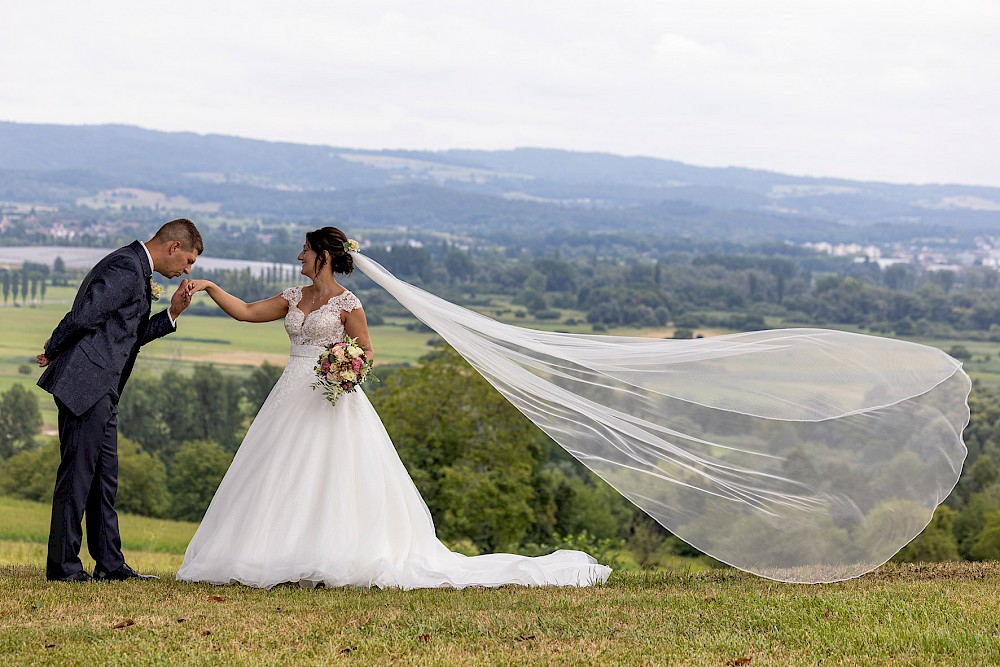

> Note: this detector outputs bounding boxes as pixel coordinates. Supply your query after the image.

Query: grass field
[0,497,195,565]
[908,335,1000,386]
[0,293,442,428]
[1,493,999,665]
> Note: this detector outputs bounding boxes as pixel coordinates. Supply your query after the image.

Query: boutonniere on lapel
[149,277,164,301]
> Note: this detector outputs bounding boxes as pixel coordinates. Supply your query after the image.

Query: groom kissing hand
[38,218,202,583]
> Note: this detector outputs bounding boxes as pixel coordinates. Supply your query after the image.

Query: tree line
[0,263,51,306]
[0,362,282,521]
[201,241,1000,341]
[128,238,1000,343]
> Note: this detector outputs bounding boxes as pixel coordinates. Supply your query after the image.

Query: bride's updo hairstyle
[306,227,354,275]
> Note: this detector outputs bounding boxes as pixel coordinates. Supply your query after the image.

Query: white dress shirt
[140,241,176,328]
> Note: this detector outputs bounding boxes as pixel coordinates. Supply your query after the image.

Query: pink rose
[352,358,363,372]
[321,360,331,372]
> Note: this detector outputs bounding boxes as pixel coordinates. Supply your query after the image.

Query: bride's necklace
[306,285,340,309]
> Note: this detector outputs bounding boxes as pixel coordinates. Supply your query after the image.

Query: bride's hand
[186,280,214,294]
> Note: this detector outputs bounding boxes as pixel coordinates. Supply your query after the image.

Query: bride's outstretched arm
[343,307,374,362]
[186,280,289,323]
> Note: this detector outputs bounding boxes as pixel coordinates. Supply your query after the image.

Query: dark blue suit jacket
[38,241,176,416]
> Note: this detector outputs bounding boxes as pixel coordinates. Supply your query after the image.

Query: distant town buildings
[803,238,1000,273]
[0,203,116,241]
[803,242,882,262]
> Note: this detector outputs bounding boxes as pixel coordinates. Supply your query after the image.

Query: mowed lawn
[0,495,999,666]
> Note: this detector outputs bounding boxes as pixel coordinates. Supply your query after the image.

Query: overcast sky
[3,1,998,186]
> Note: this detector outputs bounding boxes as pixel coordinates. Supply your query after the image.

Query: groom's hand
[169,279,194,320]
[37,338,50,367]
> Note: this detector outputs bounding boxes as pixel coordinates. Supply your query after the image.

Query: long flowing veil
[353,252,970,583]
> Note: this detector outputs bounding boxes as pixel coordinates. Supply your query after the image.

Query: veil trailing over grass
[354,253,970,583]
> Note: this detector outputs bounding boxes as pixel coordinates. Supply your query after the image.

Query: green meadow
[0,497,193,570]
[0,292,441,427]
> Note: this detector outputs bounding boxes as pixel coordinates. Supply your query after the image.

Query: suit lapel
[127,241,153,308]
[129,243,152,355]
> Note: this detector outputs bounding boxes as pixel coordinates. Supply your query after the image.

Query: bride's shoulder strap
[336,290,362,313]
[281,285,304,305]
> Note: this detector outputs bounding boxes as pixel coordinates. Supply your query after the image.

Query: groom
[37,218,202,582]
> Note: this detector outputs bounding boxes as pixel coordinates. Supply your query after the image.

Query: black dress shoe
[48,570,94,583]
[94,563,159,581]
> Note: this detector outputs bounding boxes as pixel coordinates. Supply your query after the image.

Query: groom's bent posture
[37,219,202,582]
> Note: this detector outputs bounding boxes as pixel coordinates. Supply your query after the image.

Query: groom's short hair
[152,219,204,254]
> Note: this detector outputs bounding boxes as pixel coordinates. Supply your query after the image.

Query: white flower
[347,345,363,358]
[343,238,360,253]
[150,278,163,301]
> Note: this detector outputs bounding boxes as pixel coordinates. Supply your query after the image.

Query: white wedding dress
[176,286,612,589]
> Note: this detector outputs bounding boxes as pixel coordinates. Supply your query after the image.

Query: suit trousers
[46,392,125,579]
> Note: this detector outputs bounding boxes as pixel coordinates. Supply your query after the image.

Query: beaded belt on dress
[289,344,324,358]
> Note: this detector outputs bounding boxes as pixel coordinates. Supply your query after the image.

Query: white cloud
[1,0,998,185]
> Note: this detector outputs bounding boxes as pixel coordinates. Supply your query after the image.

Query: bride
[176,226,612,589]
[179,226,970,586]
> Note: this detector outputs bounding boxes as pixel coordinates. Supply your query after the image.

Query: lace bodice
[282,286,362,347]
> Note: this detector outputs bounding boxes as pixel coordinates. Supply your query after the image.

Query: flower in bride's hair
[343,238,360,253]
[150,278,164,301]
[312,334,377,406]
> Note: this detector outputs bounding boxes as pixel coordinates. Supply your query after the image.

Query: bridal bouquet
[312,335,376,406]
